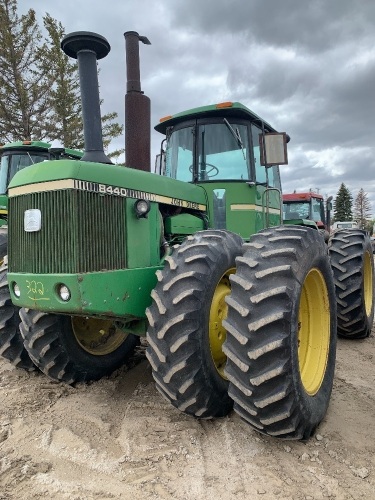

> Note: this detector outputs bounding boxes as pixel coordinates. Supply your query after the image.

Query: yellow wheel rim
[298,269,330,395]
[71,317,128,356]
[209,268,235,378]
[363,251,373,317]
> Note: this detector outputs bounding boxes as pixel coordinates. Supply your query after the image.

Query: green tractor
[4,31,374,440]
[0,140,82,369]
[0,141,82,253]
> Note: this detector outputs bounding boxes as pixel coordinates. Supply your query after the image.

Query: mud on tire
[223,226,337,440]
[328,229,374,339]
[146,230,243,418]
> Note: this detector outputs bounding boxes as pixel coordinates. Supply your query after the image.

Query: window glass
[311,198,323,222]
[283,202,310,219]
[269,166,281,189]
[164,122,251,182]
[213,188,226,229]
[251,124,266,183]
[164,127,194,181]
[0,153,48,194]
[251,125,281,188]
[0,155,9,194]
[197,123,250,181]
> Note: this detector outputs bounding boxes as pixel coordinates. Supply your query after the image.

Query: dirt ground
[0,329,374,500]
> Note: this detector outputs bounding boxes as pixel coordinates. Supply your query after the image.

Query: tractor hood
[8,159,206,210]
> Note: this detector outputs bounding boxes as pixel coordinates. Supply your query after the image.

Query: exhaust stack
[61,31,112,164]
[124,31,151,172]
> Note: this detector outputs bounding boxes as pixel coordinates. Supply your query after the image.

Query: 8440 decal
[73,180,205,210]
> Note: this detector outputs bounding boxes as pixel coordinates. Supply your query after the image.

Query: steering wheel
[189,163,219,178]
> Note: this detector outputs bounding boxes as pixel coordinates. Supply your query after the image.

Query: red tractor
[283,191,332,239]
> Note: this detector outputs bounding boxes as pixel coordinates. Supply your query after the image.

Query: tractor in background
[283,191,332,240]
[0,141,82,369]
[0,140,82,249]
[283,190,373,339]
[3,31,374,440]
[0,141,83,222]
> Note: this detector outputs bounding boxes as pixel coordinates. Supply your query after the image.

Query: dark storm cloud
[170,0,375,53]
[16,0,375,209]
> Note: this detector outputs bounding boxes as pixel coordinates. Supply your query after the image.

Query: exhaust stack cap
[61,31,110,60]
[61,31,112,164]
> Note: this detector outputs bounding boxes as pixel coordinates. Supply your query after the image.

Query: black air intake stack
[61,31,112,164]
[124,31,151,172]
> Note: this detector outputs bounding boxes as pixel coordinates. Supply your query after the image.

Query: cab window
[251,124,281,188]
[197,122,250,181]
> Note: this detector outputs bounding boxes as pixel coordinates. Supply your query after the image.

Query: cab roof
[154,101,278,135]
[283,192,324,201]
[0,140,52,151]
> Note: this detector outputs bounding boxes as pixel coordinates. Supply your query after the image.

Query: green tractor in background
[0,140,82,254]
[3,31,374,440]
[0,140,82,369]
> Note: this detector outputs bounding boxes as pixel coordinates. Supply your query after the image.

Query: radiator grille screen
[9,190,126,273]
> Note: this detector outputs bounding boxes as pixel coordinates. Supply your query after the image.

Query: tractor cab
[0,141,82,226]
[155,101,288,238]
[0,141,83,196]
[0,141,52,196]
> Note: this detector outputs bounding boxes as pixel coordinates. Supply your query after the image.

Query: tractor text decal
[26,280,50,301]
[74,180,206,210]
[9,178,206,211]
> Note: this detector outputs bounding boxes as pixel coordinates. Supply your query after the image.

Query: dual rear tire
[146,227,337,439]
[223,226,337,439]
[329,229,374,339]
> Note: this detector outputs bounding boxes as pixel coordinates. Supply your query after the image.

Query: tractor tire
[0,230,8,266]
[146,230,243,418]
[0,264,35,370]
[328,229,374,339]
[19,310,140,384]
[223,226,337,440]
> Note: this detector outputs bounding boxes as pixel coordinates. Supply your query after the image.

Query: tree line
[333,183,372,232]
[0,0,123,159]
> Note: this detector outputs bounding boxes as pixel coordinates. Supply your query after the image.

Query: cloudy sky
[17,0,375,210]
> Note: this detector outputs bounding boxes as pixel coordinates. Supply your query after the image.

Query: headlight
[13,283,21,298]
[134,199,151,218]
[58,284,71,301]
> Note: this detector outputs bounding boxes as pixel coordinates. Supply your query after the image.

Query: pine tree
[0,0,52,142]
[0,1,123,154]
[333,183,353,221]
[42,13,83,149]
[353,188,372,230]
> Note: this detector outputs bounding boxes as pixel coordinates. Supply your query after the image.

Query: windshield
[164,121,250,182]
[0,152,48,194]
[283,199,324,221]
[197,123,249,181]
[283,201,311,219]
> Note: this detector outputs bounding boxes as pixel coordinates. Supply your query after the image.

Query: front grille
[9,189,126,273]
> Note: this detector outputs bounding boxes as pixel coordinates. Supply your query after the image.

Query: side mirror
[259,132,288,166]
